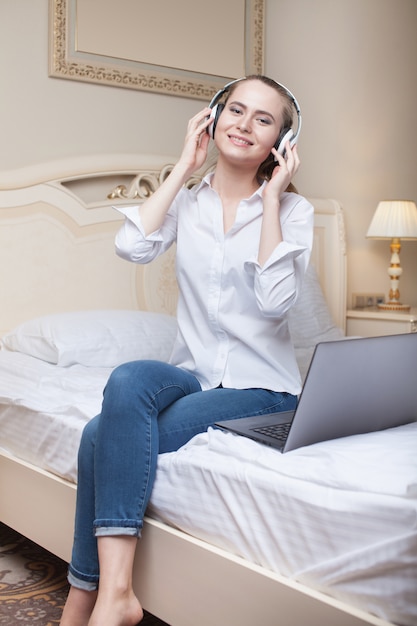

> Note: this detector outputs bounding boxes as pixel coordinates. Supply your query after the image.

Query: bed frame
[0,155,391,626]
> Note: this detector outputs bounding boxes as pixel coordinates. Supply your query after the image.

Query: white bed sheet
[149,425,417,626]
[0,351,111,482]
[0,350,416,625]
[0,342,319,482]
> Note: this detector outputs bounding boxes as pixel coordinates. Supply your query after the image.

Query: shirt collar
[194,172,266,200]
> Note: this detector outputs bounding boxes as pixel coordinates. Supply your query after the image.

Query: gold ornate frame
[48,0,264,100]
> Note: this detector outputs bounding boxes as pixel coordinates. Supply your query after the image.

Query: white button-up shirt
[115,174,313,395]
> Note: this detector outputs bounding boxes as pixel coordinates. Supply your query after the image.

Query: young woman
[60,75,314,626]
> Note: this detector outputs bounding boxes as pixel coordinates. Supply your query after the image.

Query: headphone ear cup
[208,103,224,138]
[275,128,296,157]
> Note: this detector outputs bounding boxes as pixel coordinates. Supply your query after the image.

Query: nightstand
[346,307,417,337]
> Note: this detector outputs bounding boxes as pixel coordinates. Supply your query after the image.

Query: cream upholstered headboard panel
[0,155,174,335]
[308,197,346,330]
[0,155,346,335]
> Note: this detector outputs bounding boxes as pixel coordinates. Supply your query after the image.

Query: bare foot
[60,586,98,626]
[88,588,143,626]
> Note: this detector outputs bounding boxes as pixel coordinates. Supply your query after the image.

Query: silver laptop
[215,333,417,453]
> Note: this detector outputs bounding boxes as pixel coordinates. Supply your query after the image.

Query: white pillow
[288,264,344,349]
[0,310,177,367]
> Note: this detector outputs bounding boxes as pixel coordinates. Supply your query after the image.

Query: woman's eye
[229,106,242,115]
[258,117,272,125]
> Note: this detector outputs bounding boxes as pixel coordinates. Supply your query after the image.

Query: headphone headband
[208,77,302,156]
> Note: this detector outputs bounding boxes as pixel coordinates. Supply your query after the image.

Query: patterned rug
[0,523,169,625]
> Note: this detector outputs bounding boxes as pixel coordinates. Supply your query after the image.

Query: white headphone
[208,77,302,156]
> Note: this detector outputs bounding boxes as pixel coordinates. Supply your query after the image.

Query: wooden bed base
[0,155,392,625]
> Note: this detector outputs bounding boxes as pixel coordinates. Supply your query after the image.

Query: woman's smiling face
[214,79,285,167]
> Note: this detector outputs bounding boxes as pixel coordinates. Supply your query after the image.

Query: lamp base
[378,302,410,312]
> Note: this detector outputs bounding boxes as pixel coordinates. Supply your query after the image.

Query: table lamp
[366,200,417,311]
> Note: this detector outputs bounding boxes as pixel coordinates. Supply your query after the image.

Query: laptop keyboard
[251,422,291,442]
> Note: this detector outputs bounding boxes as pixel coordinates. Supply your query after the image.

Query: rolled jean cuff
[94,523,141,538]
[67,567,98,592]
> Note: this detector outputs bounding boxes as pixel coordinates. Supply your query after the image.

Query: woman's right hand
[138,109,213,235]
[176,108,213,179]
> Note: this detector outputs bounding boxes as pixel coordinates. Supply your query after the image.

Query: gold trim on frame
[48,0,264,100]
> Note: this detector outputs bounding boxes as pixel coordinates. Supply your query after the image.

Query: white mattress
[149,426,417,626]
[0,350,416,625]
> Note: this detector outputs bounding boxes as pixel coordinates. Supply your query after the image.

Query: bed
[0,154,415,626]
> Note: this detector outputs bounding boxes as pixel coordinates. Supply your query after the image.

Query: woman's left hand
[258,141,300,265]
[263,142,300,202]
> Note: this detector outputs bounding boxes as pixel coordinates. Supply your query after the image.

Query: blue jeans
[68,360,297,590]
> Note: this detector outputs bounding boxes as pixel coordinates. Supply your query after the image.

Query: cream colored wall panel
[264,0,417,308]
[76,0,244,78]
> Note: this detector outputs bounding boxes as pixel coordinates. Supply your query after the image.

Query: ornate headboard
[0,154,346,335]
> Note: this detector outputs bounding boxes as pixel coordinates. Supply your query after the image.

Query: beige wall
[266,0,417,309]
[1,0,416,308]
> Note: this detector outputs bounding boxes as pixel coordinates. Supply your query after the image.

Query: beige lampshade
[366,200,417,239]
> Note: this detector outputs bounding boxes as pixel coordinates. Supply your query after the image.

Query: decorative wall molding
[48,0,264,100]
